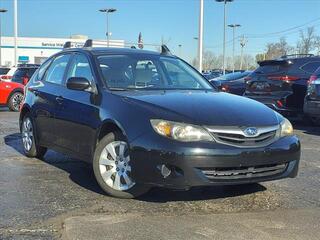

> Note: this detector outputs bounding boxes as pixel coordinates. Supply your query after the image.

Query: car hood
[116,90,280,126]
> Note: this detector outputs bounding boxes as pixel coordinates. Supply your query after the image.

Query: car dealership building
[0,36,125,67]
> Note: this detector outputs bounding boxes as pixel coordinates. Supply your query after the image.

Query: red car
[0,80,24,111]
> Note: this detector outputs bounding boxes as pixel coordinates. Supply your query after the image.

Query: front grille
[200,163,287,180]
[205,125,279,148]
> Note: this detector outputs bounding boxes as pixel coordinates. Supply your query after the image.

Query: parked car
[209,71,252,95]
[0,66,16,81]
[0,78,24,111]
[11,64,40,85]
[304,66,320,125]
[20,40,300,198]
[203,71,222,80]
[244,54,320,119]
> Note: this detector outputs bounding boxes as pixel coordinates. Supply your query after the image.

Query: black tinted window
[300,61,320,74]
[0,68,10,75]
[44,54,71,85]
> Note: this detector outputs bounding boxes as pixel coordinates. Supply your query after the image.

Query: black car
[20,40,300,198]
[304,67,320,125]
[209,71,252,95]
[202,71,222,80]
[244,54,320,118]
[12,64,40,85]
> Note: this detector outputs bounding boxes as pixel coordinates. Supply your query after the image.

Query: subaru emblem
[244,127,258,137]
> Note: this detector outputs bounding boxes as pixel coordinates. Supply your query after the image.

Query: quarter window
[44,54,71,85]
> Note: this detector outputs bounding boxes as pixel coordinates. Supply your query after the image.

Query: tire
[21,113,47,158]
[8,92,24,112]
[93,132,150,198]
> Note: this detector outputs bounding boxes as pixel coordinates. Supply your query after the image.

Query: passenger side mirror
[66,77,91,91]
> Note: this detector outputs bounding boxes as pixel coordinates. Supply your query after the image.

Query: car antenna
[161,45,172,56]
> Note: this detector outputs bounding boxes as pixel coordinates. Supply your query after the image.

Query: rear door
[33,54,72,146]
[54,53,99,159]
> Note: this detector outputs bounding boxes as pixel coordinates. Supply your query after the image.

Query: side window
[44,54,71,85]
[67,54,93,82]
[300,61,320,74]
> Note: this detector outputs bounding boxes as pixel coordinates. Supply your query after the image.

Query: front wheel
[21,114,47,158]
[93,132,150,198]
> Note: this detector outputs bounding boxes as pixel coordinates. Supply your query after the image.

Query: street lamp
[198,0,204,72]
[99,8,117,47]
[215,0,234,75]
[178,44,182,57]
[0,9,7,66]
[228,24,241,73]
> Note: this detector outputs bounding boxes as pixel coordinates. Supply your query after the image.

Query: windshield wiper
[109,87,129,91]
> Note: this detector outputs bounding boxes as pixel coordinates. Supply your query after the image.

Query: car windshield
[97,54,213,90]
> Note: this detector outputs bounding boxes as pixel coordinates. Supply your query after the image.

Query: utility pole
[198,0,204,73]
[0,9,8,66]
[239,35,247,71]
[228,24,241,73]
[14,0,18,66]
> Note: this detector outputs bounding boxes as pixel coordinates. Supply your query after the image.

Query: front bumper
[129,133,301,189]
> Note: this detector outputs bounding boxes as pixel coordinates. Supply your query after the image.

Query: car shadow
[293,121,320,136]
[4,132,267,202]
[0,107,9,112]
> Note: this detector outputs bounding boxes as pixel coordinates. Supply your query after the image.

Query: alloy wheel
[22,117,33,152]
[12,93,23,111]
[99,141,135,191]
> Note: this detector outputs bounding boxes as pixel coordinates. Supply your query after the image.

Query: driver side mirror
[66,77,91,91]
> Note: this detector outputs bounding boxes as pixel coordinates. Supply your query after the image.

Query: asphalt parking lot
[0,108,320,240]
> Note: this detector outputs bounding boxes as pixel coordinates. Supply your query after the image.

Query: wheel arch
[96,119,128,145]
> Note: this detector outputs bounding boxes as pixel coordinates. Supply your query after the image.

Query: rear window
[254,65,283,74]
[0,68,10,75]
[300,61,320,74]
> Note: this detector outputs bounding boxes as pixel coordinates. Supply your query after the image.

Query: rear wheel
[93,132,150,198]
[21,113,47,158]
[8,92,24,112]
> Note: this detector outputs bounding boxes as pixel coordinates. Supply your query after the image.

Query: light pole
[198,0,204,73]
[99,8,117,47]
[216,0,233,75]
[0,9,8,66]
[228,24,240,73]
[14,0,18,66]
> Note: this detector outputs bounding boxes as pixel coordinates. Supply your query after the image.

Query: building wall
[0,36,125,66]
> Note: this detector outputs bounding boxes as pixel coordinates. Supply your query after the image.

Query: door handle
[56,96,64,104]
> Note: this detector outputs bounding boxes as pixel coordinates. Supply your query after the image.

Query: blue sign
[18,56,30,62]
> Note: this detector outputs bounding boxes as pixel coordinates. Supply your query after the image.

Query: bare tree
[265,37,293,60]
[297,27,316,54]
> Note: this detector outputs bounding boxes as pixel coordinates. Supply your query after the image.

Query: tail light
[307,75,318,85]
[22,76,29,85]
[0,75,12,80]
[267,75,299,81]
[244,76,252,82]
[221,84,230,92]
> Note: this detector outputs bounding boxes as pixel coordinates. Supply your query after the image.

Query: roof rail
[63,41,72,49]
[281,54,314,59]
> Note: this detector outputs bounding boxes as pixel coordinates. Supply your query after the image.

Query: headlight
[150,119,213,142]
[280,118,293,137]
